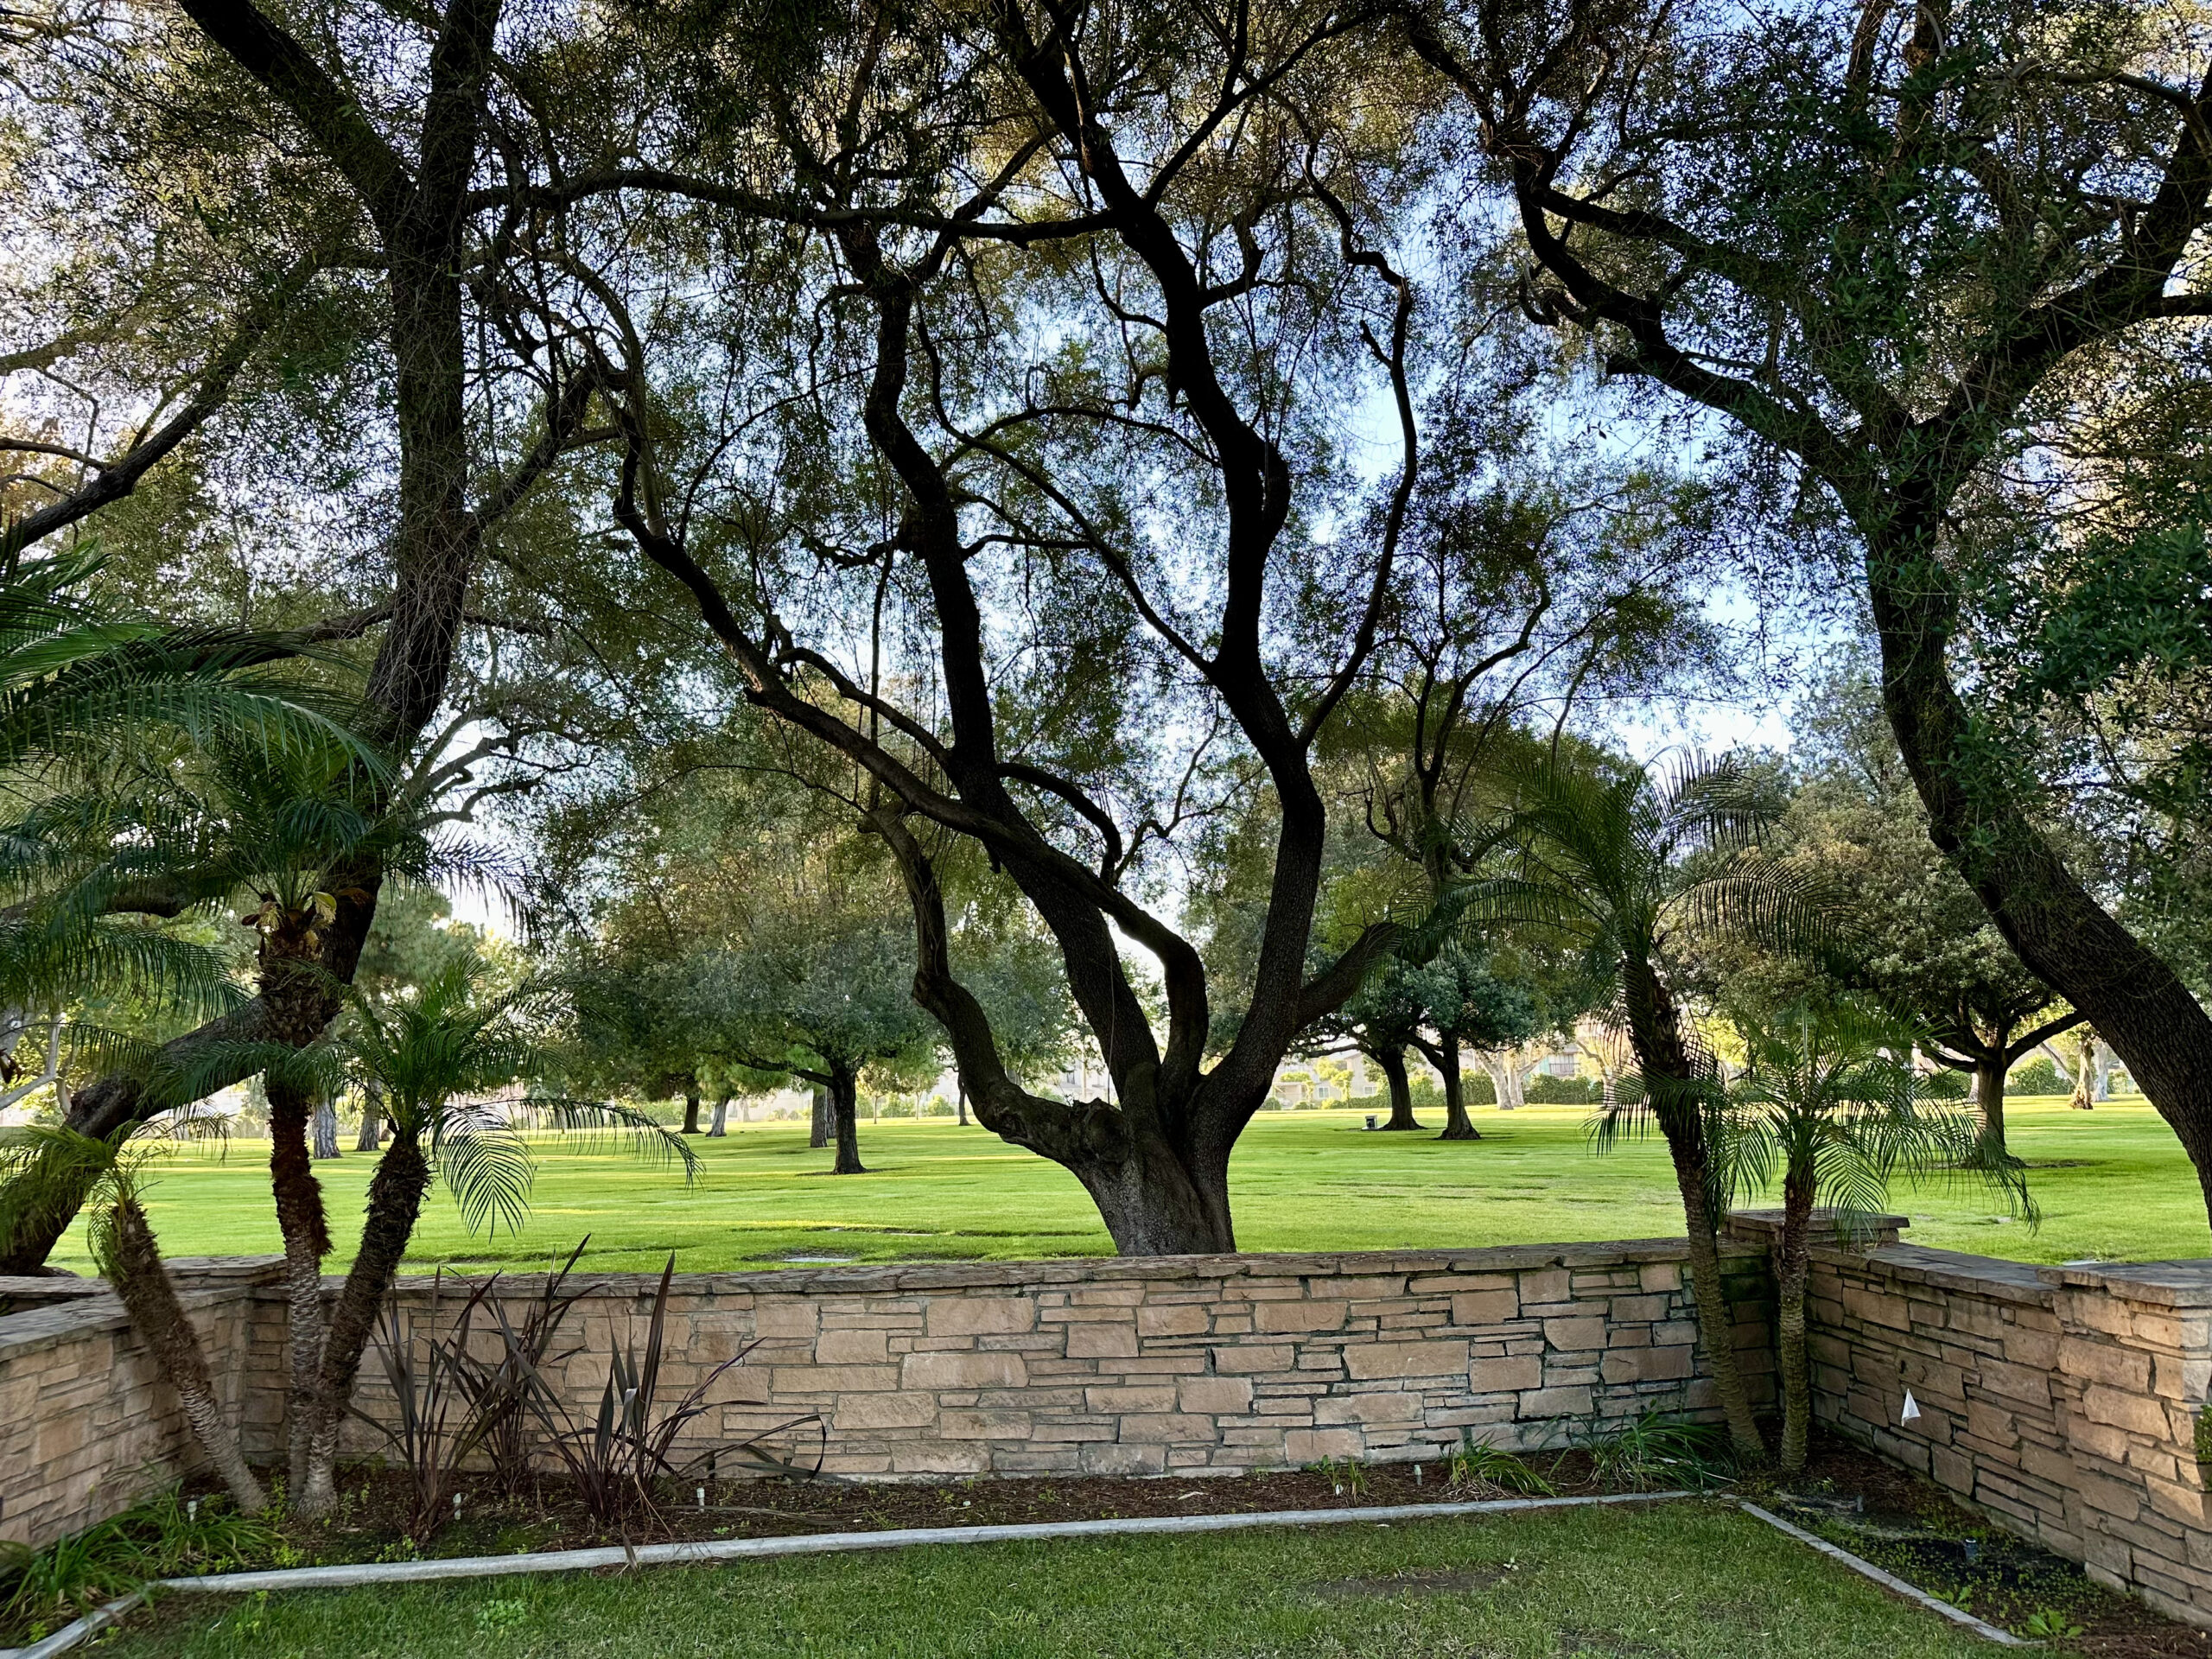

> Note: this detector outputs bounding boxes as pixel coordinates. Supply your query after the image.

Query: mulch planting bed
[1753,1440,2212,1656]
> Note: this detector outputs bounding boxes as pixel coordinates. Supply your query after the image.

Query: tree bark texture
[1372,1046,1422,1130]
[682,1091,702,1135]
[828,1066,866,1175]
[296,1133,432,1517]
[809,1087,829,1149]
[105,1198,266,1513]
[1414,1038,1478,1141]
[1618,957,1764,1458]
[1405,10,2212,1234]
[0,0,515,1272]
[312,1096,340,1159]
[708,1094,730,1136]
[1974,1052,2009,1160]
[266,1076,332,1495]
[1775,1166,1816,1474]
[355,1084,385,1151]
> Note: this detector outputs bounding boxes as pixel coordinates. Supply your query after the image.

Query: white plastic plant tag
[1901,1389,1922,1423]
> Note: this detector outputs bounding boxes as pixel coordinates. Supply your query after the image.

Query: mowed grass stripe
[57,1098,2205,1275]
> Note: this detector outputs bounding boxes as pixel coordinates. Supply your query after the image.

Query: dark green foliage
[1525,1075,1601,1105]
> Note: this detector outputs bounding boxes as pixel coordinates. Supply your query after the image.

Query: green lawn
[102,1503,1996,1658]
[59,1096,2208,1276]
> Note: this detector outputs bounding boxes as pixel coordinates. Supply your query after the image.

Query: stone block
[2082,1384,2171,1439]
[1286,1427,1363,1463]
[1065,1323,1140,1358]
[2061,1337,2153,1394]
[1543,1317,1607,1353]
[940,1409,1033,1440]
[770,1364,902,1395]
[754,1299,819,1338]
[815,1329,888,1364]
[1084,1384,1179,1414]
[1315,1393,1419,1426]
[825,1385,939,1433]
[1450,1290,1519,1327]
[891,1441,991,1474]
[1082,1442,1167,1476]
[925,1296,1037,1338]
[1210,1344,1296,1375]
[1178,1377,1255,1414]
[1118,1414,1216,1443]
[1254,1300,1347,1334]
[1607,1295,1670,1324]
[1138,1305,1209,1338]
[900,1351,1027,1390]
[1519,1385,1594,1418]
[1600,1345,1692,1384]
[1518,1268,1571,1306]
[1469,1355,1544,1393]
[1344,1340,1467,1381]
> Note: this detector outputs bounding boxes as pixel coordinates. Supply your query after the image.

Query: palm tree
[1715,1001,2031,1472]
[261,955,698,1517]
[0,547,374,1273]
[0,1116,267,1512]
[1464,749,1829,1459]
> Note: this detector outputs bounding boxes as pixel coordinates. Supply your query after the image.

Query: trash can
[1363,1114,1377,1130]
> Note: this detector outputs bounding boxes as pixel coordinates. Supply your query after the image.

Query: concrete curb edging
[1,1491,2024,1656]
[1737,1501,2032,1647]
[0,1491,1684,1656]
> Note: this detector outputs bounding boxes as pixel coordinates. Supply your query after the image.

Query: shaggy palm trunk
[104,1197,266,1513]
[266,1077,332,1495]
[708,1093,730,1136]
[1373,1046,1422,1130]
[296,1134,432,1518]
[1776,1165,1816,1473]
[1433,1039,1479,1141]
[681,1091,702,1135]
[809,1087,829,1149]
[829,1066,866,1175]
[1621,959,1764,1459]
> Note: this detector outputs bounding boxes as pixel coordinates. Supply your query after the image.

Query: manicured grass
[102,1503,1996,1658]
[54,1096,2209,1275]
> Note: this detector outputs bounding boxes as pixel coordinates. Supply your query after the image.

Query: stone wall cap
[354,1239,1728,1300]
[1829,1243,2054,1306]
[1726,1209,1908,1241]
[2036,1260,2212,1306]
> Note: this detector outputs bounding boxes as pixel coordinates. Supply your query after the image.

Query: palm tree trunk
[266,1077,331,1496]
[830,1066,866,1174]
[105,1197,266,1513]
[297,1133,432,1518]
[1373,1046,1422,1130]
[1621,959,1764,1459]
[1777,1165,1816,1473]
